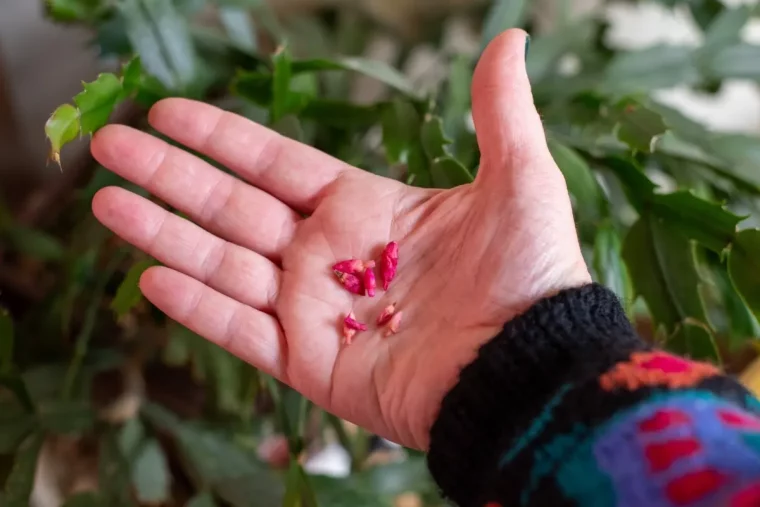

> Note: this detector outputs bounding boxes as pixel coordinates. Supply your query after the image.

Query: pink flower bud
[384,311,403,337]
[379,241,399,291]
[344,311,368,331]
[257,434,290,469]
[376,303,397,326]
[335,271,364,295]
[332,259,365,275]
[364,267,376,297]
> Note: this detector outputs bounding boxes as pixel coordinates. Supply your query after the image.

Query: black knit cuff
[427,283,646,506]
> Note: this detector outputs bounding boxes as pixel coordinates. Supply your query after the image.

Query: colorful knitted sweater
[427,284,760,507]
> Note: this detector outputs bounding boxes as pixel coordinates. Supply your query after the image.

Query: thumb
[471,29,552,188]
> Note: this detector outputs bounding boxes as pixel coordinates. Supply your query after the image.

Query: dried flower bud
[332,259,365,275]
[335,271,364,295]
[343,327,357,345]
[384,311,403,337]
[344,311,368,331]
[380,241,399,291]
[376,303,397,326]
[364,267,376,297]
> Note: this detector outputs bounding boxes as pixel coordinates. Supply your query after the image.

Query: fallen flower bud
[380,241,399,290]
[335,271,364,295]
[384,311,403,337]
[343,327,357,345]
[364,267,376,297]
[332,259,365,275]
[376,303,397,326]
[344,311,368,331]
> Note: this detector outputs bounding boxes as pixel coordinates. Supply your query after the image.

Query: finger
[471,29,554,188]
[93,187,280,312]
[140,266,287,381]
[91,125,299,260]
[149,98,359,212]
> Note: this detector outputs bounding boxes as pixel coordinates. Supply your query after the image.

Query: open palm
[91,30,590,450]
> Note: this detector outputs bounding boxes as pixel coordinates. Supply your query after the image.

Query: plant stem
[61,250,126,400]
[326,412,363,472]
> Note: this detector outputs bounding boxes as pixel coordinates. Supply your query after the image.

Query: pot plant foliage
[1,0,760,504]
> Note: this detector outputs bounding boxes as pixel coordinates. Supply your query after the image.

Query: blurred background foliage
[2,0,760,505]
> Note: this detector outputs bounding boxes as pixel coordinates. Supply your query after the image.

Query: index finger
[148,98,360,212]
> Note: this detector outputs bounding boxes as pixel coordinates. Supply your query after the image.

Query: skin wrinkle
[196,175,235,236]
[138,134,169,187]
[200,239,228,290]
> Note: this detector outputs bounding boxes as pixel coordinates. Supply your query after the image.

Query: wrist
[427,284,644,505]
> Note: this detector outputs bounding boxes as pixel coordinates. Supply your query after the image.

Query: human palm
[91,30,590,450]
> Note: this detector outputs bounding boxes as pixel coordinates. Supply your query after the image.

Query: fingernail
[524,34,531,60]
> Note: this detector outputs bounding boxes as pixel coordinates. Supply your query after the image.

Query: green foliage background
[2,0,760,504]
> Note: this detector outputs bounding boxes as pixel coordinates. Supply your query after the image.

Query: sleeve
[427,283,760,507]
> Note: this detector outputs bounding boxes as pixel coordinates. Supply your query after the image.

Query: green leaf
[310,457,439,507]
[702,6,750,48]
[0,375,35,414]
[380,101,432,187]
[703,44,760,80]
[0,309,13,375]
[3,433,44,506]
[188,491,219,507]
[270,46,315,122]
[382,99,420,164]
[117,0,197,91]
[686,0,725,30]
[5,226,66,262]
[605,157,743,253]
[623,215,718,361]
[602,46,699,94]
[481,0,529,47]
[526,20,594,83]
[232,70,273,106]
[62,492,103,507]
[548,139,603,224]
[272,45,293,122]
[614,100,668,153]
[142,403,284,506]
[272,115,304,142]
[0,404,35,454]
[45,104,80,168]
[707,134,760,188]
[728,229,760,323]
[38,400,95,434]
[712,263,760,350]
[669,320,720,363]
[99,430,132,507]
[648,191,742,254]
[430,157,473,189]
[593,224,634,315]
[46,0,105,21]
[421,115,451,160]
[300,100,383,128]
[291,57,420,99]
[120,56,143,98]
[74,73,123,135]
[132,439,171,503]
[111,259,156,317]
[219,6,257,51]
[118,417,145,460]
[283,461,318,507]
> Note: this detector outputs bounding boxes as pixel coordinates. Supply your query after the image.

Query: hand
[90,29,590,450]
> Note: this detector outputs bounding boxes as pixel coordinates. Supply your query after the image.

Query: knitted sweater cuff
[427,283,646,506]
